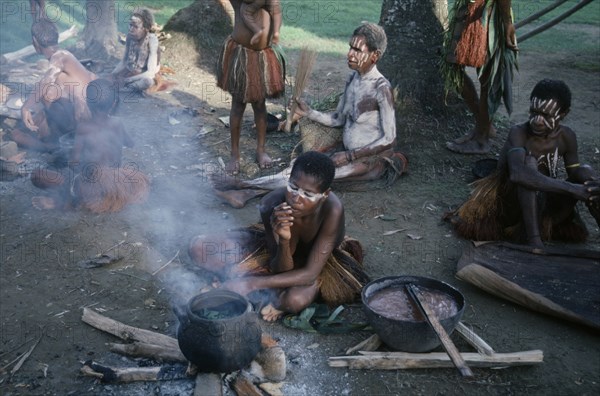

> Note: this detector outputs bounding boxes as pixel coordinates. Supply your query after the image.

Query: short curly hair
[132,8,154,30]
[530,79,572,112]
[31,18,58,48]
[353,22,387,56]
[290,151,335,193]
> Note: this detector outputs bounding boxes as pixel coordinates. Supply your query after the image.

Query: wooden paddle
[406,284,473,377]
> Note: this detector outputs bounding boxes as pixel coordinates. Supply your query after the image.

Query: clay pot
[362,276,465,353]
[174,290,262,373]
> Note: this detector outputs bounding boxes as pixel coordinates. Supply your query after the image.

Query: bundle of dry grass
[285,47,318,132]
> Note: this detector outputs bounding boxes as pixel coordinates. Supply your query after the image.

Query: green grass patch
[279,0,383,55]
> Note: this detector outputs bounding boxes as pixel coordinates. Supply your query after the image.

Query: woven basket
[299,118,342,153]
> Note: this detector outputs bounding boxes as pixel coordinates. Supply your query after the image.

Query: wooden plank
[407,284,473,377]
[329,350,544,370]
[456,242,600,330]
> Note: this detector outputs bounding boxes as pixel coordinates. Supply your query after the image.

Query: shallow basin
[362,276,465,352]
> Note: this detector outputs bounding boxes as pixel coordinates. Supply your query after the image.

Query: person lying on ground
[31,78,149,213]
[212,22,407,208]
[446,79,600,247]
[189,151,370,322]
[216,0,284,173]
[12,18,96,152]
[110,8,168,95]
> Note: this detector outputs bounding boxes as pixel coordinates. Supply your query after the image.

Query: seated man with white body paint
[212,22,408,208]
[448,79,600,247]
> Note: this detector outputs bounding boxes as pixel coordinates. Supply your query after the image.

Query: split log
[1,25,78,64]
[232,374,263,396]
[80,360,189,383]
[455,323,495,356]
[346,334,382,355]
[108,342,186,363]
[455,242,600,330]
[195,373,223,396]
[328,350,543,370]
[81,308,179,350]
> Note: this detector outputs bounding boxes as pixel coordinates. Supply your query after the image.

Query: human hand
[272,31,280,45]
[329,151,349,167]
[504,22,518,51]
[271,202,293,241]
[21,107,38,132]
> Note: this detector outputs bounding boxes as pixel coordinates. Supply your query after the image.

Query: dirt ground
[1,23,599,396]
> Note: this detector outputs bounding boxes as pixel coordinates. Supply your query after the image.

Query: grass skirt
[216,37,285,103]
[450,171,588,243]
[225,225,370,307]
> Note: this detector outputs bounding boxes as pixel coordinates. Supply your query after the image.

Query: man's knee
[280,285,318,314]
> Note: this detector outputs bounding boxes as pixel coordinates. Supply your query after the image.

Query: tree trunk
[378,0,448,114]
[82,0,118,59]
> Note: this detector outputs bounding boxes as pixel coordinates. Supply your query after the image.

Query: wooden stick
[329,350,544,370]
[407,284,473,377]
[515,0,569,29]
[346,334,382,355]
[232,374,263,396]
[518,0,595,43]
[107,342,187,363]
[81,308,179,350]
[455,323,495,356]
[80,361,189,383]
[152,249,180,276]
[1,25,78,64]
[9,335,42,377]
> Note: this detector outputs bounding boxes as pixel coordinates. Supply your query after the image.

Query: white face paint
[347,35,373,74]
[128,16,146,41]
[529,97,562,135]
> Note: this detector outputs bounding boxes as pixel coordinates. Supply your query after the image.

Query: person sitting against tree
[212,22,408,208]
[11,18,96,152]
[110,8,169,94]
[446,79,600,247]
[443,0,518,154]
[30,78,149,213]
[189,151,370,321]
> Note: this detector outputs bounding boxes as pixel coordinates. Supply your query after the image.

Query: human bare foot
[225,158,240,175]
[446,139,491,154]
[452,126,496,144]
[260,304,284,322]
[32,196,56,210]
[214,189,269,208]
[257,152,273,169]
[210,172,244,190]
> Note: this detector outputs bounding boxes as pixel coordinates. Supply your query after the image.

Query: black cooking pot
[362,276,465,353]
[174,289,262,373]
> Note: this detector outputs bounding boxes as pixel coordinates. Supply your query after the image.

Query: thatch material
[285,48,317,132]
[76,166,150,213]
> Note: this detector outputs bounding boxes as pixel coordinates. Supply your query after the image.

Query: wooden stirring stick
[406,284,474,377]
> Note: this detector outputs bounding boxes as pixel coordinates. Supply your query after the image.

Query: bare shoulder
[323,192,344,219]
